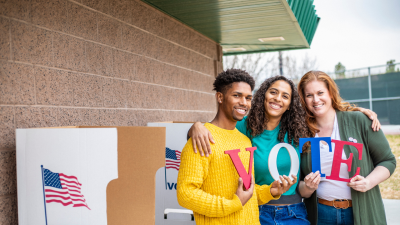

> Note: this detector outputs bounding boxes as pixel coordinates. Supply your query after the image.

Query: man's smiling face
[220,82,253,122]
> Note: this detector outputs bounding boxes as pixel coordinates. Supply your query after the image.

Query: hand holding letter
[347,175,371,192]
[304,171,321,191]
[235,175,255,206]
[270,175,297,197]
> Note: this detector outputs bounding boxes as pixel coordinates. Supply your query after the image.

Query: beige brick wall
[0,0,223,223]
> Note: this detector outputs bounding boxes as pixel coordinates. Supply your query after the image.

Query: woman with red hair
[298,71,396,225]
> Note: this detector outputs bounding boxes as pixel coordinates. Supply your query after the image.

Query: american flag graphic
[165,147,181,171]
[43,168,90,210]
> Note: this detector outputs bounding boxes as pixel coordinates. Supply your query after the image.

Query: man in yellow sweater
[177,69,285,225]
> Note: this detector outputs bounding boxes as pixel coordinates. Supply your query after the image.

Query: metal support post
[367,67,373,110]
[279,51,283,76]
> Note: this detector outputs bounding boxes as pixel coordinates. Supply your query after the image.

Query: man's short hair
[213,69,255,94]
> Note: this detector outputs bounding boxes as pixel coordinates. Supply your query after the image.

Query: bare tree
[223,53,277,88]
[283,52,318,84]
[223,51,318,87]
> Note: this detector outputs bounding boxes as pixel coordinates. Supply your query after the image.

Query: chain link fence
[328,63,400,125]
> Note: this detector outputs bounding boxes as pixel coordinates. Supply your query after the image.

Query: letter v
[167,183,175,190]
[224,147,257,190]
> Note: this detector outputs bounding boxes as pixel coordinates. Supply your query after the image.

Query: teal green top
[236,116,301,201]
[301,111,397,225]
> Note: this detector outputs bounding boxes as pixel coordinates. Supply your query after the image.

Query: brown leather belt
[318,198,352,209]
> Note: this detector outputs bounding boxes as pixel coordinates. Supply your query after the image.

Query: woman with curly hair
[298,71,396,225]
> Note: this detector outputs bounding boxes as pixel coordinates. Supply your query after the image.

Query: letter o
[268,143,299,182]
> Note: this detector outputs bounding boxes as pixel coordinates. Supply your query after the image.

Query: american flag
[165,147,181,171]
[43,168,90,210]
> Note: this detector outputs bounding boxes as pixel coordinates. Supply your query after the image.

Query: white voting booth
[16,124,196,225]
[16,128,118,225]
[148,122,196,225]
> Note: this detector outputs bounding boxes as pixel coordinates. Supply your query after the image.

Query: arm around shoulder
[187,122,214,157]
[359,114,397,175]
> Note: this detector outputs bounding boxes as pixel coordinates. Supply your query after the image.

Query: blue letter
[299,137,332,177]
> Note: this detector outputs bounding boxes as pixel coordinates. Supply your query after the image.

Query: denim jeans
[259,202,310,225]
[317,202,354,225]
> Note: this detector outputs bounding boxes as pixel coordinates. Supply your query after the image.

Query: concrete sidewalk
[383,199,400,225]
[382,125,400,135]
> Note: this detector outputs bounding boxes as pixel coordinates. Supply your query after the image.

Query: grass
[380,135,400,199]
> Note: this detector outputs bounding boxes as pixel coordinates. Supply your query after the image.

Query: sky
[289,0,400,73]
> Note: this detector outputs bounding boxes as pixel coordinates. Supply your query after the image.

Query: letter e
[326,140,363,182]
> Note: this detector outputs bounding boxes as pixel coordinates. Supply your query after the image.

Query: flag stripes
[165,148,181,171]
[43,168,90,210]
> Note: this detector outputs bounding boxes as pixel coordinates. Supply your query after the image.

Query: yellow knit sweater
[177,123,279,225]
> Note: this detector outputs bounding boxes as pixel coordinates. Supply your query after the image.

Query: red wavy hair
[298,71,356,137]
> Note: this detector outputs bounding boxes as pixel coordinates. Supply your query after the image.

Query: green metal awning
[141,0,320,55]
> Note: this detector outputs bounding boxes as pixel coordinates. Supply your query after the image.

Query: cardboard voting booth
[17,126,166,225]
[148,122,196,225]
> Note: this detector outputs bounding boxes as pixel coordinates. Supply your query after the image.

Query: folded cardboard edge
[104,126,166,225]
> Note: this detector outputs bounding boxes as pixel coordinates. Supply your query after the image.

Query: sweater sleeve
[360,114,397,175]
[177,139,243,217]
[255,184,280,205]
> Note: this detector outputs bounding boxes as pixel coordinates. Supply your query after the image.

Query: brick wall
[0,0,222,223]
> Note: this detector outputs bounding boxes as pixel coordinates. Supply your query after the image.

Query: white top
[315,113,352,200]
